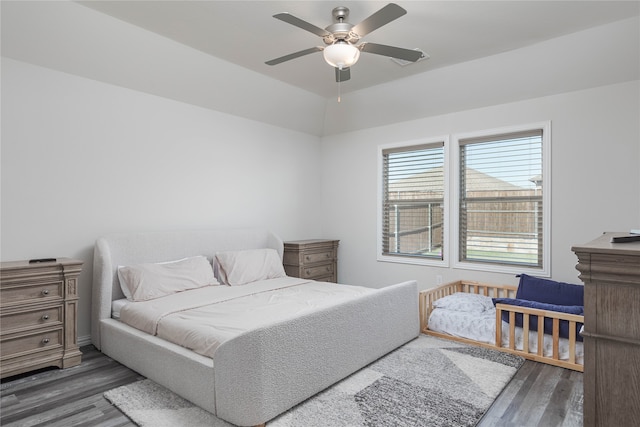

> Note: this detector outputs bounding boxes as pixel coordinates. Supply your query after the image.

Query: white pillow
[215,248,286,286]
[117,256,218,301]
[432,292,494,313]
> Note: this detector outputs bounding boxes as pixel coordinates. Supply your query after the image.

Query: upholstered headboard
[91,228,283,348]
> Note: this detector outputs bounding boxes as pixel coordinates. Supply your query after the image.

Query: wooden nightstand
[283,239,339,282]
[0,258,83,378]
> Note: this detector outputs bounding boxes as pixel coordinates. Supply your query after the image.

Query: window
[454,123,550,274]
[378,123,550,275]
[379,140,447,265]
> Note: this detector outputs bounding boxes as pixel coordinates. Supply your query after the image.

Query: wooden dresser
[0,258,83,378]
[572,232,640,427]
[283,239,339,282]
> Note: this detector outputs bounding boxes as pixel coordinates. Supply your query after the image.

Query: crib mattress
[428,307,584,364]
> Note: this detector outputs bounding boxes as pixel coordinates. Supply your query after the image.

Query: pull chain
[337,65,343,103]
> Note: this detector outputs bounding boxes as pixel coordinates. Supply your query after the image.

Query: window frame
[451,121,551,276]
[377,136,450,267]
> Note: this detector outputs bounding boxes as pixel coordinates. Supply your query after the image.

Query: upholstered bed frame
[91,228,419,426]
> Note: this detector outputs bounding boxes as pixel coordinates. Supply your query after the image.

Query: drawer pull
[42,314,50,321]
[305,256,311,261]
[326,253,330,258]
[41,289,50,296]
[42,338,50,345]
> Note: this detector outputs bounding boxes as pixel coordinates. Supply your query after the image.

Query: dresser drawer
[313,275,335,283]
[303,264,334,279]
[302,250,335,265]
[1,328,63,359]
[1,281,63,307]
[1,305,63,335]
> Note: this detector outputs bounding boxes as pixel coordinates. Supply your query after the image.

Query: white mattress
[428,306,584,364]
[117,276,375,359]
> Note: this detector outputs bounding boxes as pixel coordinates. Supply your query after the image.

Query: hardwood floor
[1,346,141,427]
[478,358,583,427]
[1,345,583,426]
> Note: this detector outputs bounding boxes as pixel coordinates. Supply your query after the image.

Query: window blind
[382,142,445,259]
[459,129,543,267]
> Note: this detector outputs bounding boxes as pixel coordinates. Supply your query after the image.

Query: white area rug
[104,335,523,427]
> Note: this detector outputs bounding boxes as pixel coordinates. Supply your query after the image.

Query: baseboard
[78,335,92,347]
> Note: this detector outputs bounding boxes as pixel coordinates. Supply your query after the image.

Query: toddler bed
[419,277,584,372]
[91,228,419,426]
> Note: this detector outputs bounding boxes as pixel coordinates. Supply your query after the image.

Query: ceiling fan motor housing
[324,7,359,45]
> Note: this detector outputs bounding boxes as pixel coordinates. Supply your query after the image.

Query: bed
[91,228,419,426]
[419,279,584,372]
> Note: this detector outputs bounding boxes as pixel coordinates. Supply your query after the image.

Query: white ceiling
[77,1,640,98]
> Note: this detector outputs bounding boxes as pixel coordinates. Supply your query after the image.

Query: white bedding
[118,276,375,358]
[111,298,129,319]
[428,304,584,364]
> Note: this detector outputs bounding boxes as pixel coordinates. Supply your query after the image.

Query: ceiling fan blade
[335,67,351,82]
[359,42,424,62]
[352,3,407,37]
[273,13,331,38]
[265,46,323,66]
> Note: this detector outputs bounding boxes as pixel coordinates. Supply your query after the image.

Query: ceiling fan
[265,3,424,83]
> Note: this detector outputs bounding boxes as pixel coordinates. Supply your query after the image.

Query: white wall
[1,58,324,341]
[321,80,640,290]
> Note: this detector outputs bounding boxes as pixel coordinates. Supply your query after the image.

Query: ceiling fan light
[323,42,360,69]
